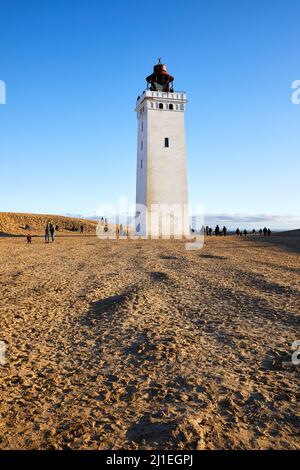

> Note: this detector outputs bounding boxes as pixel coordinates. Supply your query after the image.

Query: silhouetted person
[259,229,263,236]
[205,225,209,236]
[45,225,50,243]
[26,234,32,244]
[50,223,55,242]
[263,227,268,237]
[80,225,84,233]
[209,227,212,236]
[236,228,240,236]
[55,225,59,231]
[215,225,220,236]
[252,229,256,235]
[223,226,227,236]
[243,229,247,236]
[267,228,271,236]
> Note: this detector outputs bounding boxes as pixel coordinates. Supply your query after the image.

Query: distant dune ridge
[276,229,300,237]
[0,212,97,236]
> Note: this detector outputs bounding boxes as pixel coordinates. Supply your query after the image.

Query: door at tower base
[135,61,189,238]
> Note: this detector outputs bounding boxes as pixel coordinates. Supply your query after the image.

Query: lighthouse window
[159,103,163,109]
[141,159,143,169]
[169,104,174,110]
[141,140,143,150]
[164,137,169,148]
[141,121,143,131]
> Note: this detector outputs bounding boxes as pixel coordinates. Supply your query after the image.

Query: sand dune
[277,229,300,236]
[0,234,299,449]
[0,212,97,236]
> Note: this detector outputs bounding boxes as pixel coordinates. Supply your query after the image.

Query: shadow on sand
[247,233,300,255]
[0,232,25,238]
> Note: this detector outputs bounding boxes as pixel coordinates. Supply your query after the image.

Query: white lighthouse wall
[136,112,147,208]
[135,91,189,236]
[147,108,188,207]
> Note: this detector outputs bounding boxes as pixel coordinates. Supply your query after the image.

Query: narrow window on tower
[141,121,143,132]
[164,137,169,148]
[141,159,143,169]
[141,140,143,150]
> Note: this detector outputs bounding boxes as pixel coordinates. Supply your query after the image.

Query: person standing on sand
[80,225,84,233]
[215,225,220,236]
[45,224,50,243]
[263,227,268,237]
[268,228,271,236]
[222,226,227,236]
[236,228,240,236]
[259,228,263,236]
[49,223,55,242]
[26,234,32,244]
[243,229,247,236]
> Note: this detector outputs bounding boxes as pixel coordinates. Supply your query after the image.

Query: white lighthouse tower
[135,60,189,237]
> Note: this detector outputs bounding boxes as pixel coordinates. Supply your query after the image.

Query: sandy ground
[0,234,299,450]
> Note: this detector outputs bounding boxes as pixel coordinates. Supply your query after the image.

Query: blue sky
[0,0,299,229]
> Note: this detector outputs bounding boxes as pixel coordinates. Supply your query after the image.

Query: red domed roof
[146,59,174,92]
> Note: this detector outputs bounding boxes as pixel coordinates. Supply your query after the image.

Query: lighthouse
[135,60,189,237]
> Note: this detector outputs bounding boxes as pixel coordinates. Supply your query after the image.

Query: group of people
[69,224,84,233]
[205,225,227,236]
[26,222,86,244]
[236,227,272,237]
[204,225,272,237]
[117,223,130,237]
[99,217,129,237]
[45,223,56,243]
